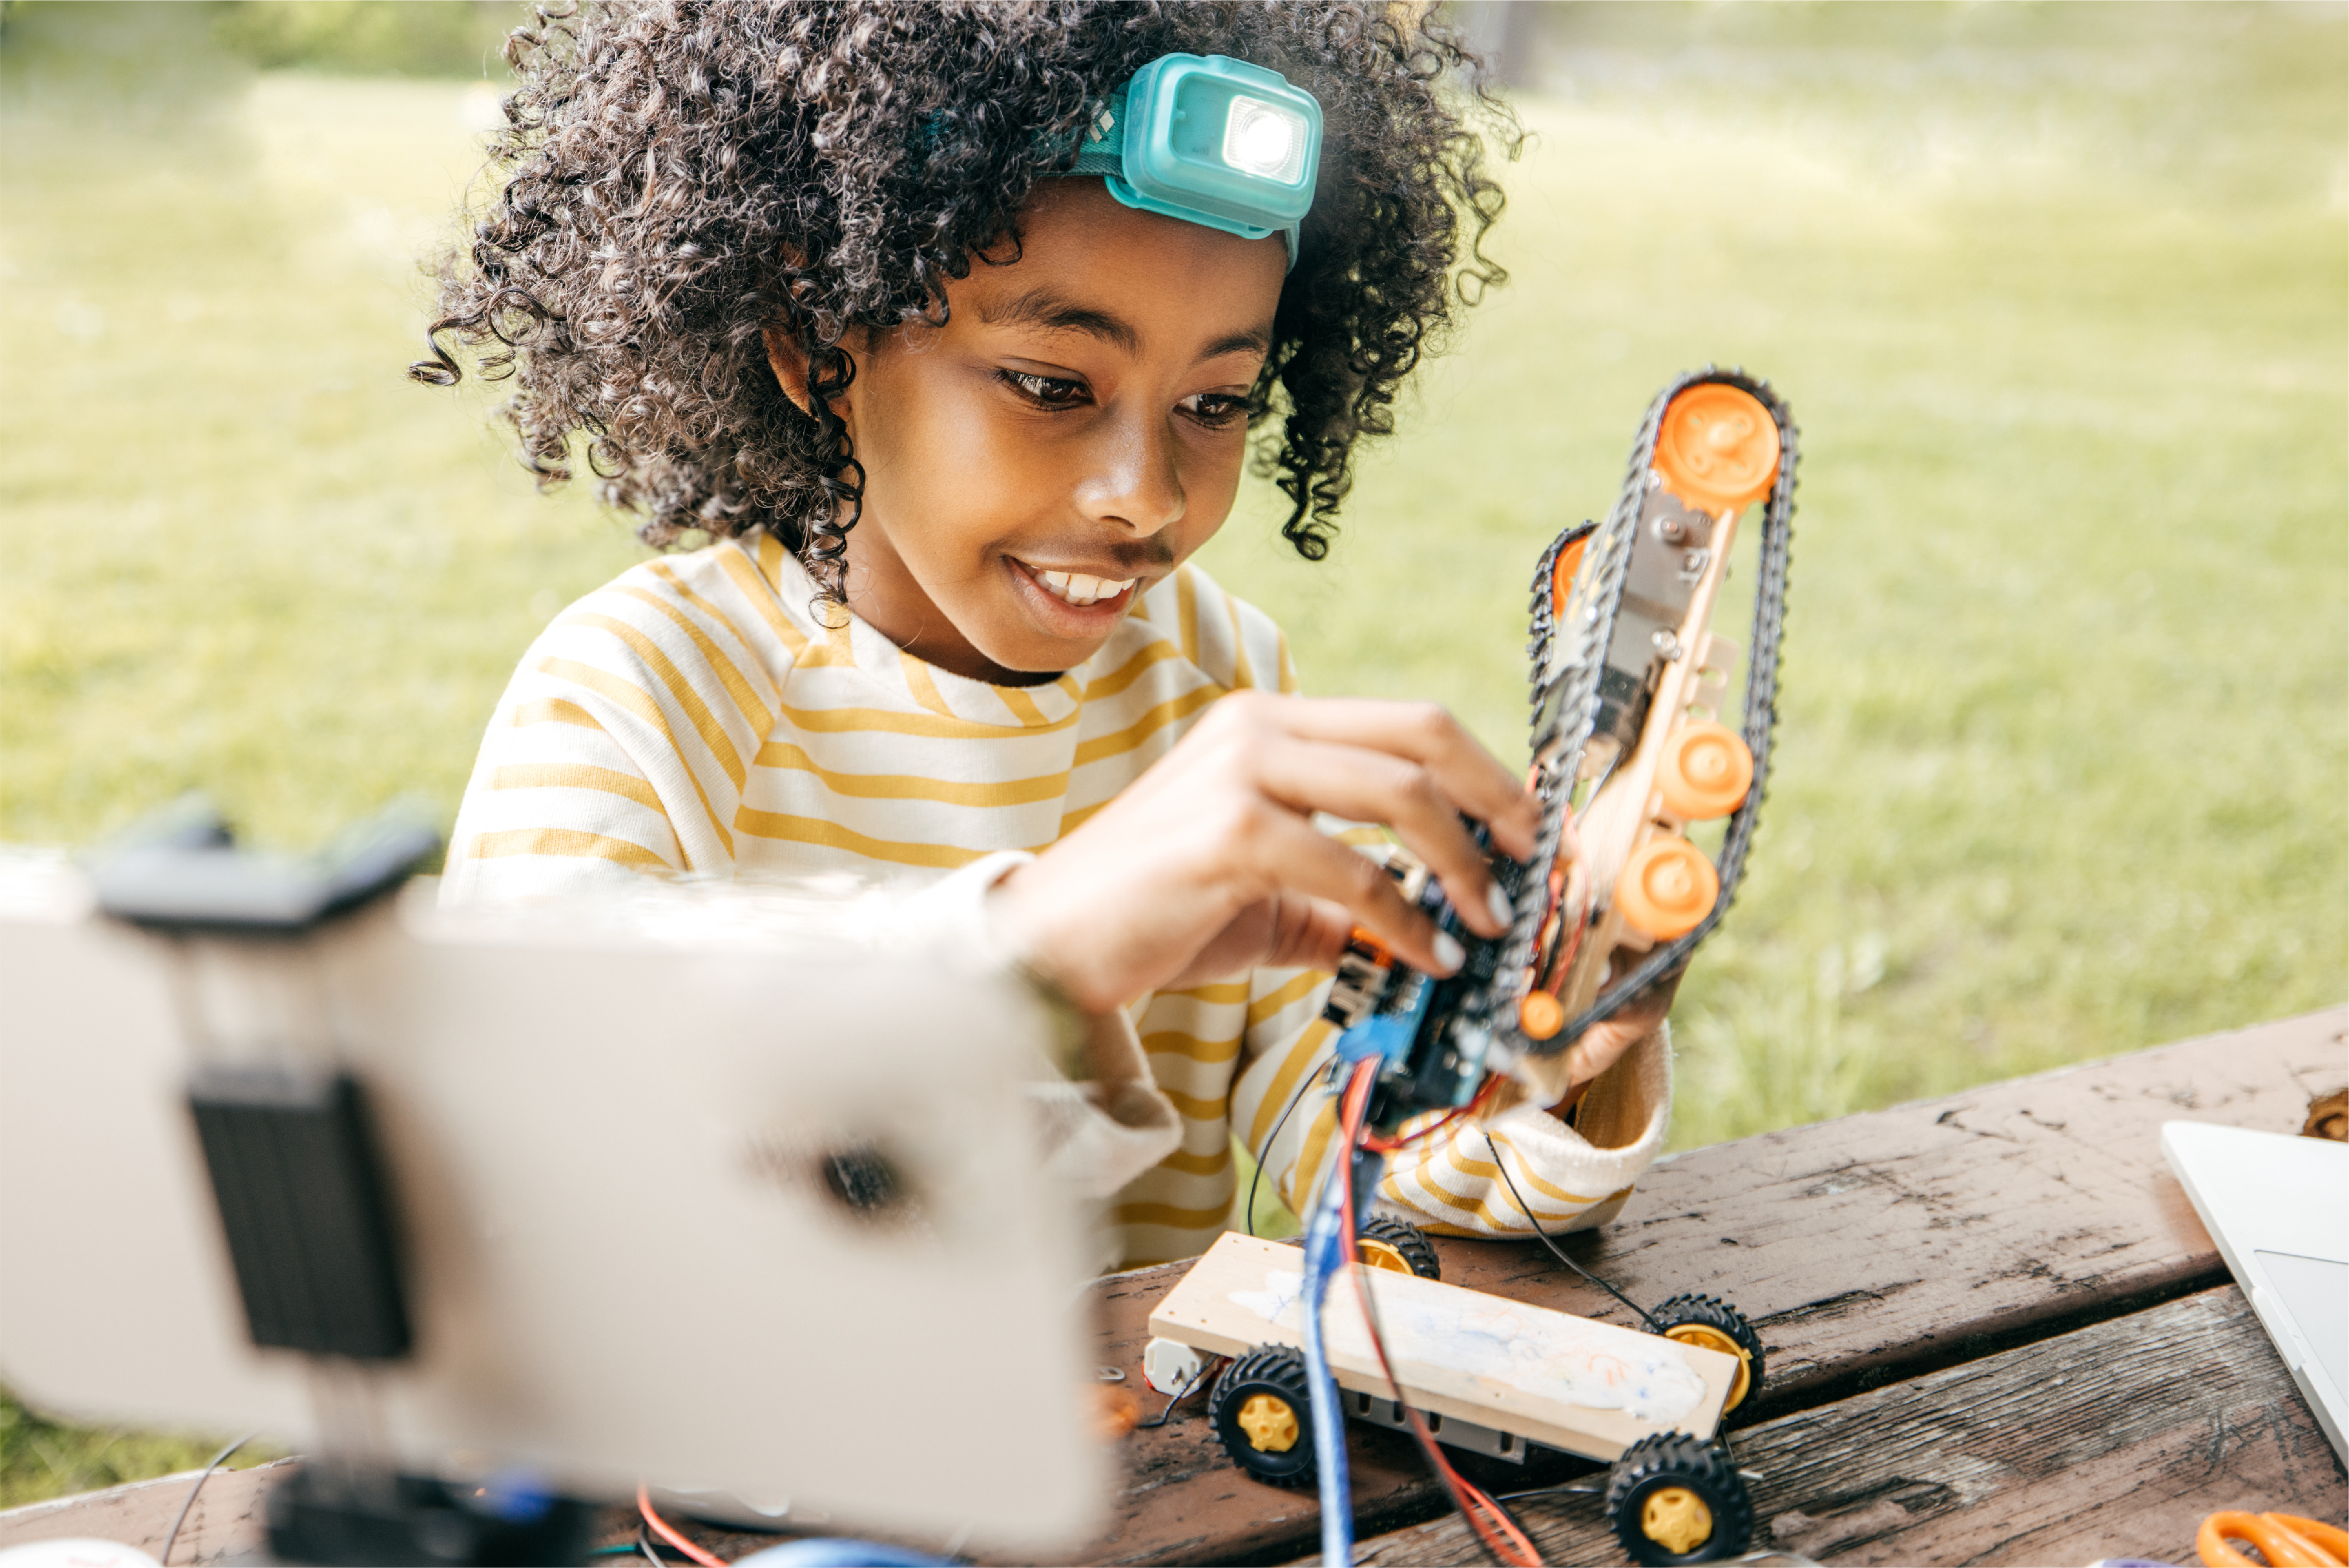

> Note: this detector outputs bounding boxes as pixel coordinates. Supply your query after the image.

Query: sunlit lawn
[2,2,2342,1506]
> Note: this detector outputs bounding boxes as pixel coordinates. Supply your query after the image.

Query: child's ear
[763,322,818,417]
[763,324,865,432]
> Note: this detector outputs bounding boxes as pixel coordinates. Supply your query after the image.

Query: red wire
[1338,1068,1542,1567]
[1334,1059,1378,1263]
[638,1484,728,1568]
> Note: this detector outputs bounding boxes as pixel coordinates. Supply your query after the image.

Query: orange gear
[1654,384,1779,515]
[1657,721,1753,821]
[1616,838,1719,941]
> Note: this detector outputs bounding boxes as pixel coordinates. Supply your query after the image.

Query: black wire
[1487,1133,1659,1333]
[1136,1361,1212,1430]
[159,1429,260,1567]
[636,1520,702,1565]
[1243,1049,1329,1236]
[1494,1483,1606,1502]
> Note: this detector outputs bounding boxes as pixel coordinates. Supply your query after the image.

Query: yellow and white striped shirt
[444,532,1668,1268]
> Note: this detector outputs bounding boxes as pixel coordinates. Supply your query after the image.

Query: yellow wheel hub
[1641,1486,1714,1556]
[1358,1239,1414,1276]
[1236,1393,1299,1453]
[1664,1323,1753,1412]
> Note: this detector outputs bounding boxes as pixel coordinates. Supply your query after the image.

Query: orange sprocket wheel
[1656,720,1753,821]
[1654,384,1779,515]
[1616,837,1719,941]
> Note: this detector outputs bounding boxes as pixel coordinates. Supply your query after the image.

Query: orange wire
[1350,1259,1541,1565]
[638,1483,728,1568]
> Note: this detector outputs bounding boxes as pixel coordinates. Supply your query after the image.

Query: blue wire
[1301,1168,1353,1567]
[730,1542,955,1567]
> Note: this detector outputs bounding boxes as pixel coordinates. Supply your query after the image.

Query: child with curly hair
[425,0,1674,1269]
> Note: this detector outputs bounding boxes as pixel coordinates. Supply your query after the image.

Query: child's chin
[982,621,1119,678]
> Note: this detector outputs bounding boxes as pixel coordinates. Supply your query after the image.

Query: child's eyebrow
[980,288,1140,353]
[976,286,1269,363]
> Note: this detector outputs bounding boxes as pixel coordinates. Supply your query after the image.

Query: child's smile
[769,179,1288,684]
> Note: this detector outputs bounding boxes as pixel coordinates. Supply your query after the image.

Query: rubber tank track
[1482,367,1798,1056]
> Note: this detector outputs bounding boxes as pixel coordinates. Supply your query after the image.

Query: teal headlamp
[1059,53,1323,271]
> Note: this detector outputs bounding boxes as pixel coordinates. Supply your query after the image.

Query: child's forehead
[953,178,1286,337]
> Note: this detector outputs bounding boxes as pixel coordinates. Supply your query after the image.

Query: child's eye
[996,369,1091,409]
[1182,392,1249,430]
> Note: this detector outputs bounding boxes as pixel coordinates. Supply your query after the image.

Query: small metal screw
[1656,516,1688,544]
[1653,630,1684,660]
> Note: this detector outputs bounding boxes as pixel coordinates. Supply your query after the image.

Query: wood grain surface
[18,1010,2340,1568]
[0,1456,297,1565]
[1019,1005,2345,1566]
[1343,1284,2347,1567]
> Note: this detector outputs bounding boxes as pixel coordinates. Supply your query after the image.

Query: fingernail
[1485,883,1515,928]
[1433,931,1466,974]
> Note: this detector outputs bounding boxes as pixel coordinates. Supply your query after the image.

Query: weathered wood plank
[0,1457,295,1566]
[1037,1005,2344,1566]
[17,1010,2341,1568]
[1437,1004,2346,1416]
[1344,1284,2346,1567]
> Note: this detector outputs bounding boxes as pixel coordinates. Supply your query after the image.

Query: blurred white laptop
[2161,1119,2346,1461]
[0,847,1103,1552]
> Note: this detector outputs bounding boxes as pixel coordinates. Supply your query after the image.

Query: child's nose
[1074,411,1186,536]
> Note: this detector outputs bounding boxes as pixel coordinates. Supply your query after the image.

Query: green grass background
[2,0,2342,1508]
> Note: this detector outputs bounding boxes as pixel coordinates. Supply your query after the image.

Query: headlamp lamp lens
[1222,95,1308,184]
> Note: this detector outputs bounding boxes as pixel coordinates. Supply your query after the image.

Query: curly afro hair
[414,0,1519,598]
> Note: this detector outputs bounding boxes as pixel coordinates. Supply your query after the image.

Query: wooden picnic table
[5,1007,2341,1566]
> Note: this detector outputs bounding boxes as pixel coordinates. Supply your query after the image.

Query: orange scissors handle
[2198,1511,2349,1568]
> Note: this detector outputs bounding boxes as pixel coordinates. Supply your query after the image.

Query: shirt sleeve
[438,582,769,904]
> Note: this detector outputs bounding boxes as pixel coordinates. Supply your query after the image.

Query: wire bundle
[1303,1059,1544,1567]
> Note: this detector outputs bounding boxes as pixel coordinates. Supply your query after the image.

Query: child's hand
[991,693,1538,1015]
[1548,962,1681,1100]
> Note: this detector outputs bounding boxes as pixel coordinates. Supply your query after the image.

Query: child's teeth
[1030,567,1135,607]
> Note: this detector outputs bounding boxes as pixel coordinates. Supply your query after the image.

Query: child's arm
[990,690,1539,1013]
[440,566,776,902]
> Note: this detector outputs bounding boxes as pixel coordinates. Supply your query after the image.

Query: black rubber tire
[1357,1214,1442,1281]
[1209,1343,1316,1486]
[1648,1293,1766,1408]
[1604,1432,1753,1565]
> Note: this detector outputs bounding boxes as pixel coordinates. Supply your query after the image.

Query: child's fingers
[1250,697,1539,860]
[1242,812,1458,976]
[1257,894,1359,973]
[1250,736,1510,938]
